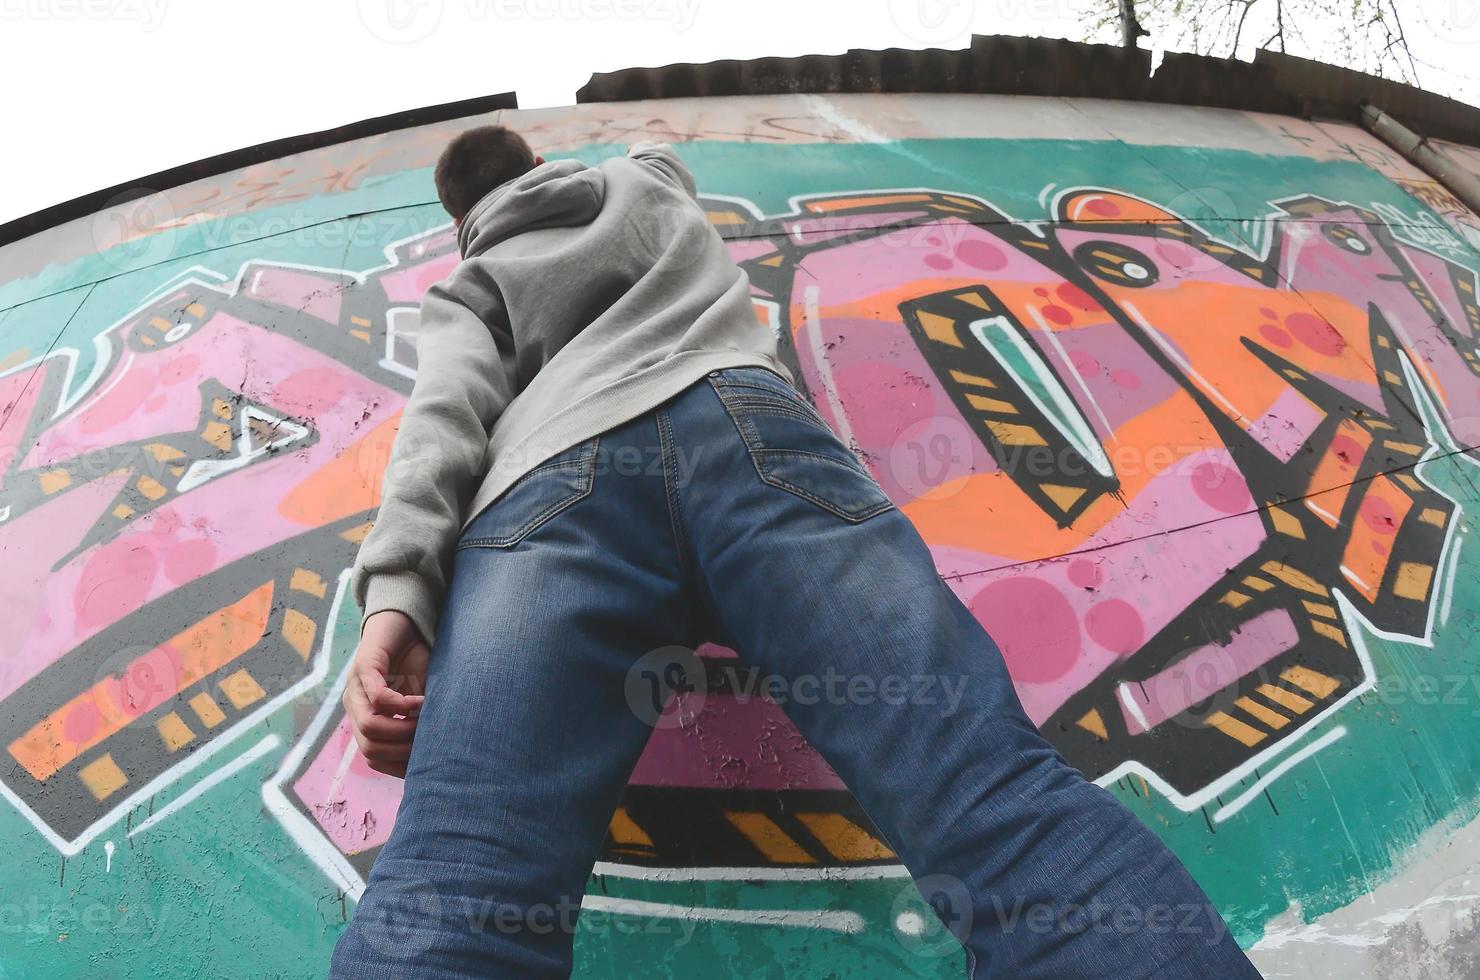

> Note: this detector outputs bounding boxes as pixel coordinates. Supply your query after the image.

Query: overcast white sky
[1,0,1479,227]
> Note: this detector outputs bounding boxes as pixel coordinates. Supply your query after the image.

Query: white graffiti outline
[0,222,454,853]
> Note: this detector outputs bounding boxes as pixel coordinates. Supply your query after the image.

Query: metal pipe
[1361,103,1480,218]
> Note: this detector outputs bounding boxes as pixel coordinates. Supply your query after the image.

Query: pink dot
[80,366,157,434]
[955,239,1008,272]
[414,267,446,293]
[1287,312,1347,356]
[1191,461,1252,514]
[1360,495,1400,535]
[159,352,200,385]
[969,578,1081,683]
[1070,350,1101,376]
[1034,288,1050,298]
[151,508,182,535]
[1068,560,1103,590]
[62,702,102,744]
[1259,307,1278,320]
[1372,540,1390,556]
[927,236,943,247]
[1331,435,1364,466]
[75,547,157,630]
[1057,284,1100,312]
[1111,368,1142,389]
[121,653,177,711]
[163,538,217,584]
[275,367,348,416]
[830,361,933,449]
[1260,324,1293,349]
[1042,305,1074,326]
[1085,197,1122,218]
[924,254,953,271]
[1086,600,1145,655]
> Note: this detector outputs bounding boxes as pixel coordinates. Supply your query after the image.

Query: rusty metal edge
[0,90,519,251]
[577,36,1480,151]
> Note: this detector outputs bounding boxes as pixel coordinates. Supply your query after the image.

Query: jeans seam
[708,378,768,455]
[708,367,790,389]
[712,381,829,423]
[758,473,895,522]
[709,379,894,524]
[753,446,871,468]
[457,436,600,549]
[725,400,830,429]
[657,407,695,582]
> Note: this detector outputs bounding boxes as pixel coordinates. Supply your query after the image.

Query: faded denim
[329,366,1261,979]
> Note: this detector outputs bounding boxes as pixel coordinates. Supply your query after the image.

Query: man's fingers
[355,661,389,706]
[355,734,415,764]
[349,660,422,715]
[370,685,425,717]
[368,759,408,779]
[354,712,419,742]
[343,637,427,780]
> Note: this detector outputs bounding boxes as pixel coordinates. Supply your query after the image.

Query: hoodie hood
[456,158,604,257]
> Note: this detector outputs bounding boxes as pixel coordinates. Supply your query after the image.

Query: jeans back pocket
[458,436,599,549]
[709,368,894,522]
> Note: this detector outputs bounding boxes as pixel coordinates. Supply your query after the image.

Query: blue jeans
[329,366,1259,978]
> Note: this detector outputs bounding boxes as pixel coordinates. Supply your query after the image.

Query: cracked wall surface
[2,93,1480,978]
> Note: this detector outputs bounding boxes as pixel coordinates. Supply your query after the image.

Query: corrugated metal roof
[577,36,1150,102]
[578,35,1480,148]
[6,36,1479,249]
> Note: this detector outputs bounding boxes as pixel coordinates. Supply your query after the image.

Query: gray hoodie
[350,142,789,646]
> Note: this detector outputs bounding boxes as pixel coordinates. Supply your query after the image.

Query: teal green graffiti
[1,136,1478,977]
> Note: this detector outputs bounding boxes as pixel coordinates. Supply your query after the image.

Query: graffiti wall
[4,92,1480,978]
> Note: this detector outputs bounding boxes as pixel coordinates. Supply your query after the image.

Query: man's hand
[344,610,430,778]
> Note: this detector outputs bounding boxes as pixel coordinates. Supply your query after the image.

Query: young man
[330,126,1261,978]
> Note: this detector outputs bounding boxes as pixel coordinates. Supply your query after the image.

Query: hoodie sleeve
[627,141,698,199]
[349,278,516,648]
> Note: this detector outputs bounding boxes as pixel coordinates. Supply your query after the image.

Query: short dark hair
[434,125,537,222]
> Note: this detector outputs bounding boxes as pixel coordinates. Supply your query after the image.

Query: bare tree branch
[1118,0,1151,48]
[1383,0,1423,87]
[1230,0,1256,52]
[1085,0,1424,89]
